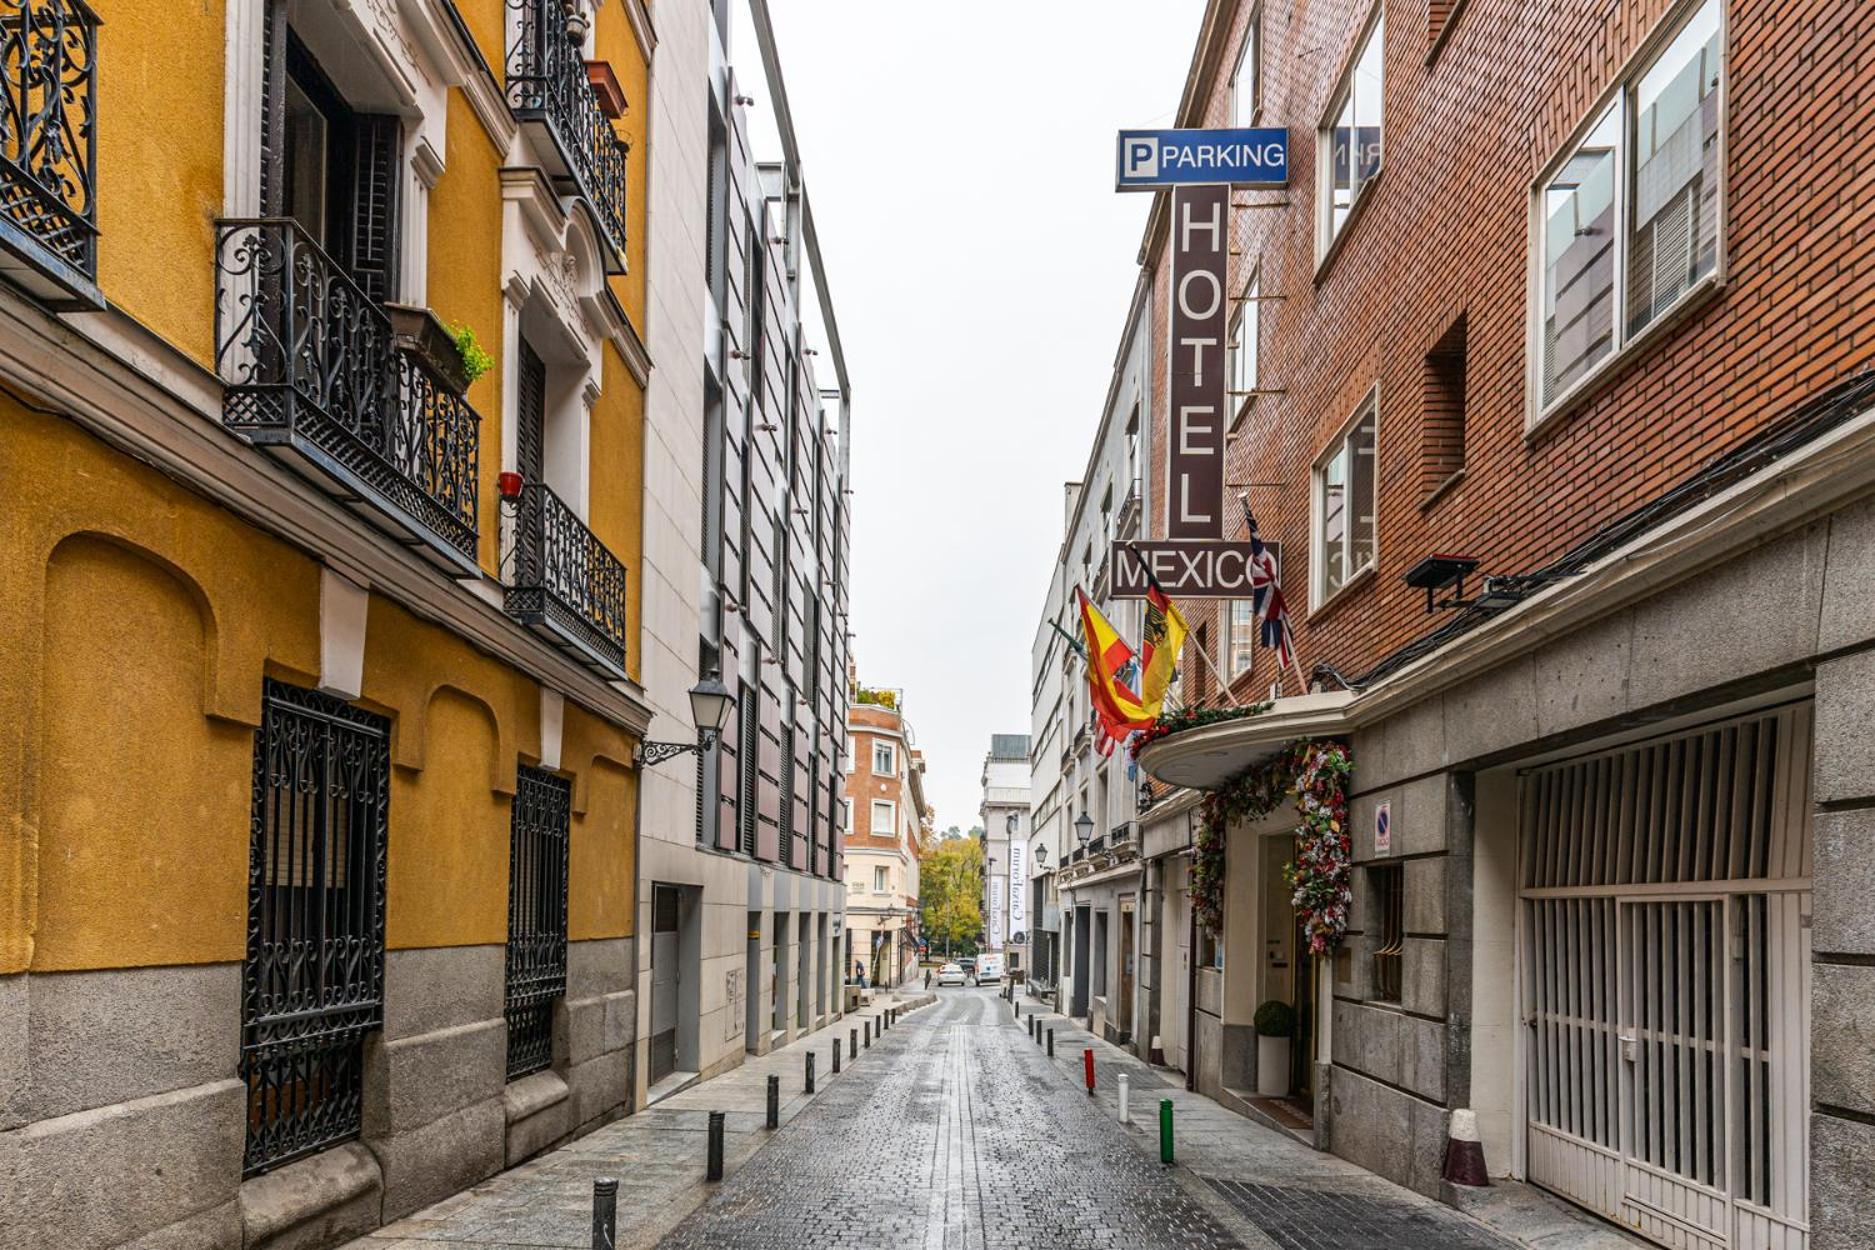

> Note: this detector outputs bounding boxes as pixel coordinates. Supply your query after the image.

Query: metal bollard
[1083,1047,1096,1094]
[805,1050,816,1095]
[1159,1098,1174,1165]
[765,1074,779,1129]
[832,1039,841,1074]
[591,1177,617,1250]
[1119,1073,1130,1124]
[706,1112,726,1181]
[1047,1027,1055,1057]
[1014,1000,1020,1020]
[850,1028,858,1059]
[864,1020,871,1047]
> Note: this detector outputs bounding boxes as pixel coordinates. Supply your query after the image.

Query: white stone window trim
[1523,0,1730,438]
[1313,2,1386,273]
[1229,3,1262,129]
[1309,386,1381,613]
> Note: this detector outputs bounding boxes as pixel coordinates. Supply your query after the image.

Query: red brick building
[842,693,928,987]
[1125,0,1875,1242]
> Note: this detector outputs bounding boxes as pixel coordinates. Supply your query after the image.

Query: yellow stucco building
[0,0,661,1243]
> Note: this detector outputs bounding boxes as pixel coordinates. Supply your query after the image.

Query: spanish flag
[1136,569,1189,718]
[1076,588,1153,733]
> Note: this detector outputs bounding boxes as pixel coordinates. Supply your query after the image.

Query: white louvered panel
[1521,704,1812,1250]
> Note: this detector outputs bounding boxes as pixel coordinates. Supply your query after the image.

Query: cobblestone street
[659,987,1241,1250]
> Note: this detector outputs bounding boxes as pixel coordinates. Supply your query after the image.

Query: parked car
[974,954,1003,986]
[935,962,968,987]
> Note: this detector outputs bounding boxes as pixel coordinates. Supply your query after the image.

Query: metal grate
[506,766,571,1081]
[1370,865,1403,1003]
[0,0,100,285]
[738,684,758,856]
[1520,704,1811,1249]
[242,680,389,1176]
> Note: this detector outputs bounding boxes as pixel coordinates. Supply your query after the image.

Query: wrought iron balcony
[0,0,101,309]
[506,0,629,271]
[215,219,481,570]
[506,482,628,675]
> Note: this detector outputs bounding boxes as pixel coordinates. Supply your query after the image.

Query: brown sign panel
[1166,184,1229,540]
[1108,540,1283,599]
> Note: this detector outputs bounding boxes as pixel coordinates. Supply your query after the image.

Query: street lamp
[1074,810,1094,846]
[1005,811,1020,837]
[634,671,735,767]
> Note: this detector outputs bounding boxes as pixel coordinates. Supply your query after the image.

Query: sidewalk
[1007,998,1645,1250]
[344,990,935,1250]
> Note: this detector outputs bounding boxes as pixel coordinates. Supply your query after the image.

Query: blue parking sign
[1116,128,1290,191]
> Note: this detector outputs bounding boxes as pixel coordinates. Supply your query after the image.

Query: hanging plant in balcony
[451,322,496,386]
[1187,738,1353,956]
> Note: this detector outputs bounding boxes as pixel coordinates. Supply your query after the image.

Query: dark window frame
[506,764,572,1082]
[241,679,390,1177]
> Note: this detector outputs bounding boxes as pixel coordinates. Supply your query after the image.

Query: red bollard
[1083,1047,1096,1095]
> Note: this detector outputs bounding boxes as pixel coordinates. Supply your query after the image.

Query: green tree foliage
[919,835,984,954]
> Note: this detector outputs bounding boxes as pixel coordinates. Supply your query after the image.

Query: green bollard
[1159,1098,1174,1165]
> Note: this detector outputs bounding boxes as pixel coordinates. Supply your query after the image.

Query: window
[280,34,402,302]
[1229,272,1259,424]
[1229,600,1257,677]
[1230,6,1261,127]
[1320,10,1385,254]
[242,680,389,1176]
[872,741,895,776]
[506,766,572,1080]
[871,799,895,836]
[1313,397,1378,603]
[874,866,890,894]
[1422,314,1468,496]
[1536,0,1723,417]
[1370,865,1404,1003]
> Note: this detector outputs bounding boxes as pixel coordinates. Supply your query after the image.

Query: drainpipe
[1185,864,1198,1094]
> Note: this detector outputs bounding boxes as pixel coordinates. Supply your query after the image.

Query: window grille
[506,765,571,1081]
[738,683,759,856]
[1370,865,1404,1003]
[242,679,389,1176]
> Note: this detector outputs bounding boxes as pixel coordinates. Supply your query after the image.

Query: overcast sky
[740,2,1206,829]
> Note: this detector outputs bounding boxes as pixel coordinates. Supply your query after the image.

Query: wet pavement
[658,986,1242,1249]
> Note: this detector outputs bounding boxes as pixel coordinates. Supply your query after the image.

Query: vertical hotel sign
[1167,184,1229,539]
[989,877,1007,952]
[1007,840,1027,942]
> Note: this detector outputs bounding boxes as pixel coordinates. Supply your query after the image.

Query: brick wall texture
[1144,0,1875,697]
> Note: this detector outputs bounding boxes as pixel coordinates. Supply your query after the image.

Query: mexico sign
[1108,539,1283,599]
[1116,127,1289,191]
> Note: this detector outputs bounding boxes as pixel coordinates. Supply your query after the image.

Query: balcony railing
[506,0,629,270]
[0,0,101,308]
[215,219,481,567]
[506,482,628,675]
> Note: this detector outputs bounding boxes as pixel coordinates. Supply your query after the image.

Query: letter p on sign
[1125,137,1159,179]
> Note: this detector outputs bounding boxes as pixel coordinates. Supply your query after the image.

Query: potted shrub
[1254,999,1296,1097]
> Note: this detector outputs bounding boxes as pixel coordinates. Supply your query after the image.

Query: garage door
[1520,704,1811,1250]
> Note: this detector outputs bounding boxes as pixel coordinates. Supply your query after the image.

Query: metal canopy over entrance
[1519,704,1812,1250]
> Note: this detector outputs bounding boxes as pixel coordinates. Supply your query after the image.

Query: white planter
[1256,1034,1291,1097]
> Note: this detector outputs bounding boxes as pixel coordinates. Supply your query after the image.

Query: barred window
[1370,865,1404,1003]
[506,765,571,1081]
[242,680,389,1176]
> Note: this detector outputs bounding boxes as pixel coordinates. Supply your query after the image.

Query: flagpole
[1187,620,1241,708]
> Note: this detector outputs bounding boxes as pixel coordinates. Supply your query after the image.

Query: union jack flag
[1242,498,1304,688]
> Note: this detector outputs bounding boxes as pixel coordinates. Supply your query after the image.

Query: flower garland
[1133,700,1273,752]
[1186,738,1354,955]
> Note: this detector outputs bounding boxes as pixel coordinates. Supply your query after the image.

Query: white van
[974,954,1003,986]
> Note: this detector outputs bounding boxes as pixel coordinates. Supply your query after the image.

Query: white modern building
[978,735,1032,972]
[632,0,852,1103]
